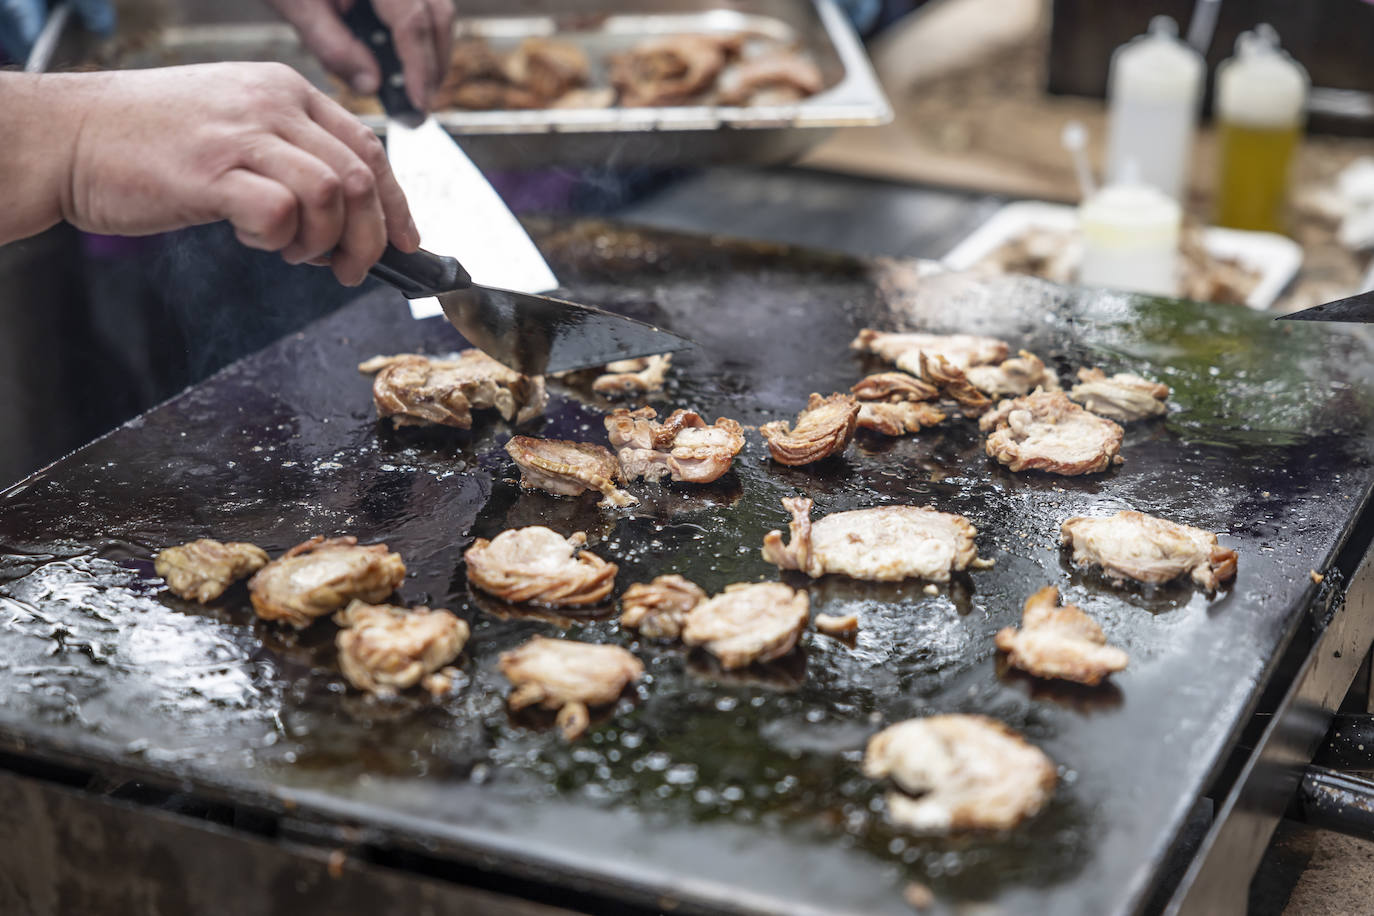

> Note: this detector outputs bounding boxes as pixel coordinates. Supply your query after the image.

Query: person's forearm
[0,72,92,246]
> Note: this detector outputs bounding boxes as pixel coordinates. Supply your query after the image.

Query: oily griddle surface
[1,221,1373,915]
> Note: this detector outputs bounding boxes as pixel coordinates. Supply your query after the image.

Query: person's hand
[265,0,454,112]
[57,63,419,285]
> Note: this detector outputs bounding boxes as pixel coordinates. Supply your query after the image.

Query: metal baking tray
[115,0,891,170]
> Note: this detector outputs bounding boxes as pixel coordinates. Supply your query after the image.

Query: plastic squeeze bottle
[1104,15,1204,202]
[1078,161,1182,297]
[1214,24,1309,233]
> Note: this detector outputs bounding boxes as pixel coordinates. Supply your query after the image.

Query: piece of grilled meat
[464,527,617,606]
[995,586,1128,686]
[334,600,469,695]
[1060,511,1238,591]
[619,574,707,639]
[505,436,636,508]
[155,538,268,603]
[606,406,745,484]
[359,351,546,429]
[249,536,406,629]
[1069,367,1169,422]
[500,636,644,739]
[980,390,1124,475]
[681,582,810,669]
[760,393,860,466]
[851,330,1008,374]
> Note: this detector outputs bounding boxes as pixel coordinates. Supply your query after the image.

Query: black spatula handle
[367,245,471,299]
[343,0,424,127]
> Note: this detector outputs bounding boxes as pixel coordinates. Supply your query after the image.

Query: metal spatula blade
[1276,290,1374,323]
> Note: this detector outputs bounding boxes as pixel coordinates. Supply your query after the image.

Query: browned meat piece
[334,600,470,695]
[763,496,992,583]
[464,527,617,606]
[359,351,546,429]
[249,536,406,629]
[435,37,547,110]
[760,393,859,465]
[605,406,744,484]
[1061,511,1238,591]
[716,51,824,105]
[443,80,545,110]
[502,37,589,101]
[920,352,992,417]
[155,538,268,603]
[445,37,505,85]
[995,586,1128,686]
[814,612,859,638]
[1069,368,1170,422]
[610,34,738,107]
[619,574,706,639]
[504,436,636,508]
[591,354,672,398]
[980,390,1124,475]
[551,87,618,109]
[964,350,1061,398]
[864,715,1057,833]
[857,401,947,436]
[850,372,939,403]
[851,330,1008,374]
[499,636,644,740]
[681,582,809,669]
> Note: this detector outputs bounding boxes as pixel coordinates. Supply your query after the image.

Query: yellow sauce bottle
[1214,24,1309,233]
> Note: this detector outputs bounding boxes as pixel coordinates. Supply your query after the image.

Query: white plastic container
[1078,172,1182,296]
[1104,16,1204,202]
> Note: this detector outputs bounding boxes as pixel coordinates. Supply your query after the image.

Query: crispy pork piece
[760,393,860,465]
[333,600,470,695]
[501,37,589,101]
[863,715,1057,833]
[762,497,991,583]
[464,527,617,606]
[591,354,673,398]
[814,612,859,638]
[1069,368,1170,422]
[857,401,948,436]
[1060,511,1238,591]
[610,34,738,106]
[499,636,644,740]
[716,51,824,105]
[359,351,546,429]
[979,390,1124,475]
[504,436,637,508]
[851,330,1008,374]
[681,582,809,669]
[919,352,993,417]
[851,372,939,403]
[964,350,1061,398]
[249,536,406,629]
[619,574,707,639]
[155,538,268,603]
[995,586,1128,686]
[605,406,745,484]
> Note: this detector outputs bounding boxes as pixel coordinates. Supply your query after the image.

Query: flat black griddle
[1,221,1373,915]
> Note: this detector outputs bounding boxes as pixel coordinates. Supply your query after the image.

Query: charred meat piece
[851,372,939,403]
[1069,368,1169,422]
[716,50,824,105]
[851,330,1008,374]
[359,351,546,429]
[864,715,1057,833]
[505,436,637,508]
[760,393,859,466]
[155,538,268,603]
[681,582,809,670]
[964,350,1061,399]
[610,34,738,106]
[919,352,992,417]
[499,636,644,740]
[464,527,617,606]
[1061,511,1238,591]
[591,354,673,398]
[980,390,1124,475]
[814,612,859,638]
[995,586,1128,686]
[763,496,991,583]
[502,37,589,101]
[857,401,947,436]
[334,600,470,695]
[606,406,745,484]
[249,536,406,629]
[619,574,707,639]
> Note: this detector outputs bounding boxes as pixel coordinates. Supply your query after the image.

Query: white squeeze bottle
[1104,15,1204,201]
[1078,161,1182,297]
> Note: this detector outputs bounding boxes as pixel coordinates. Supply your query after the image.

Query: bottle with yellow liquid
[1214,24,1309,233]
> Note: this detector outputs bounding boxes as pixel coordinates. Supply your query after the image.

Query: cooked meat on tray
[814,612,859,638]
[499,636,644,740]
[919,352,993,417]
[995,586,1128,686]
[716,51,825,105]
[850,372,946,435]
[249,536,407,629]
[980,390,1124,475]
[863,714,1057,833]
[334,600,470,696]
[502,37,590,101]
[619,574,707,639]
[435,37,589,110]
[590,354,672,398]
[851,330,1009,374]
[763,497,991,583]
[464,527,617,606]
[1069,368,1170,422]
[681,582,809,669]
[964,350,1061,398]
[504,436,637,508]
[1061,511,1239,591]
[605,406,745,484]
[610,34,740,107]
[760,393,860,465]
[154,538,268,603]
[358,351,546,429]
